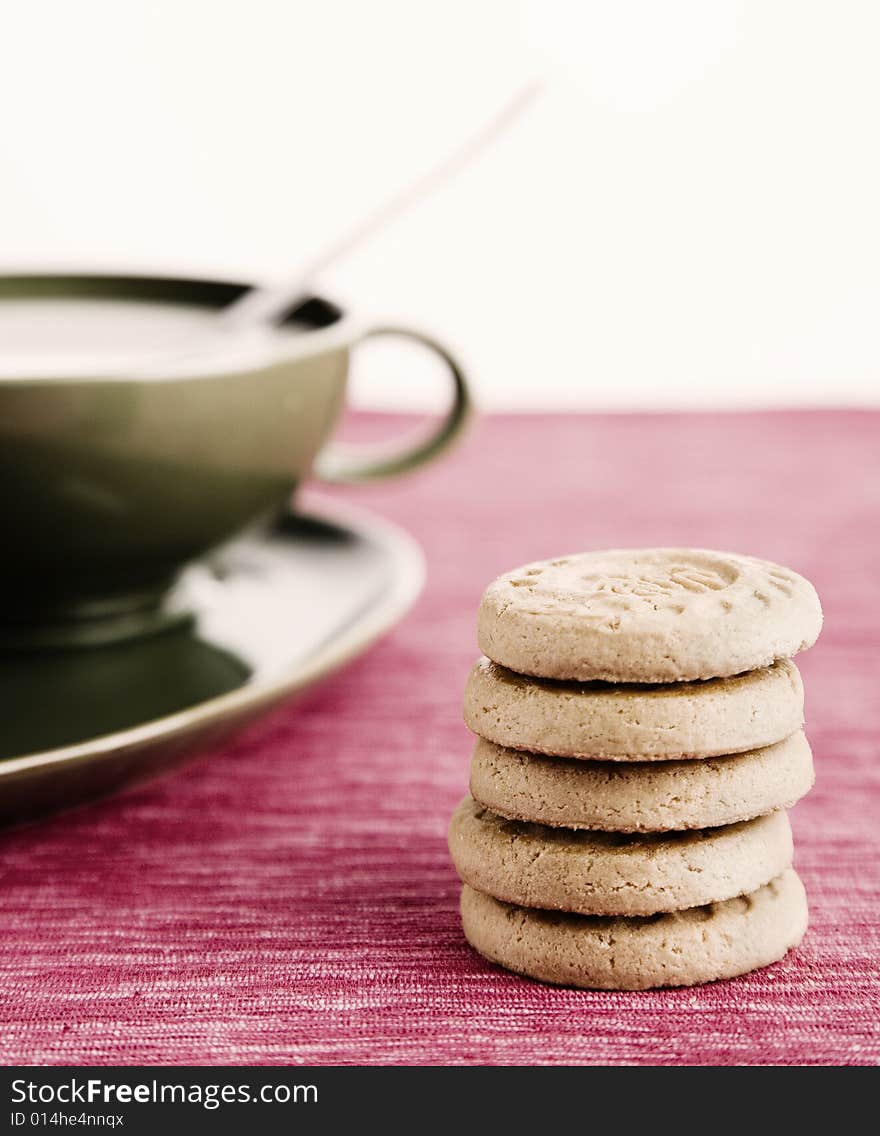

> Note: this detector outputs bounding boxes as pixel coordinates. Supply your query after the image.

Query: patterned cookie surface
[460,870,808,990]
[448,796,793,916]
[464,656,803,759]
[477,548,822,681]
[469,733,814,832]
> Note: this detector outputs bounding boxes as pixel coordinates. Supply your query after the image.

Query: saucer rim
[0,494,425,778]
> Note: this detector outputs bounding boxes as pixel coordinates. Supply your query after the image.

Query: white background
[2,0,879,409]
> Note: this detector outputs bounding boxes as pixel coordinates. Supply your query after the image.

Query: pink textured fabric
[2,410,879,1066]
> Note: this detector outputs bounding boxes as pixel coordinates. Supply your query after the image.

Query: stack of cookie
[449,549,822,990]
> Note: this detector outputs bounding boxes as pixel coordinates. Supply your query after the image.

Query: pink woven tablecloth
[2,410,879,1066]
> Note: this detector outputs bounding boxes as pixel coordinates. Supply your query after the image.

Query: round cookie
[477,548,822,682]
[469,732,814,832]
[460,870,808,990]
[464,656,804,760]
[448,796,793,915]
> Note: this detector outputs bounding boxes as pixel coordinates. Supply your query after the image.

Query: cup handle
[313,325,473,483]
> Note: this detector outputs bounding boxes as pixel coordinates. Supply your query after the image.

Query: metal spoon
[220,81,542,331]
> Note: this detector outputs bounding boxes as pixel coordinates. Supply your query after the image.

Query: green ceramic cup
[0,272,472,647]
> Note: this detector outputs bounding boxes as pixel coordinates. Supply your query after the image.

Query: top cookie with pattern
[477,549,822,682]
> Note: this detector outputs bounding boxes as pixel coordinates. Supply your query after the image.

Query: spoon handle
[223,80,542,330]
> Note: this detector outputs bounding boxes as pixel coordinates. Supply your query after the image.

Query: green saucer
[0,498,423,826]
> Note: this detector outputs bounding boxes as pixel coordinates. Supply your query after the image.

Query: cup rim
[0,269,357,383]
